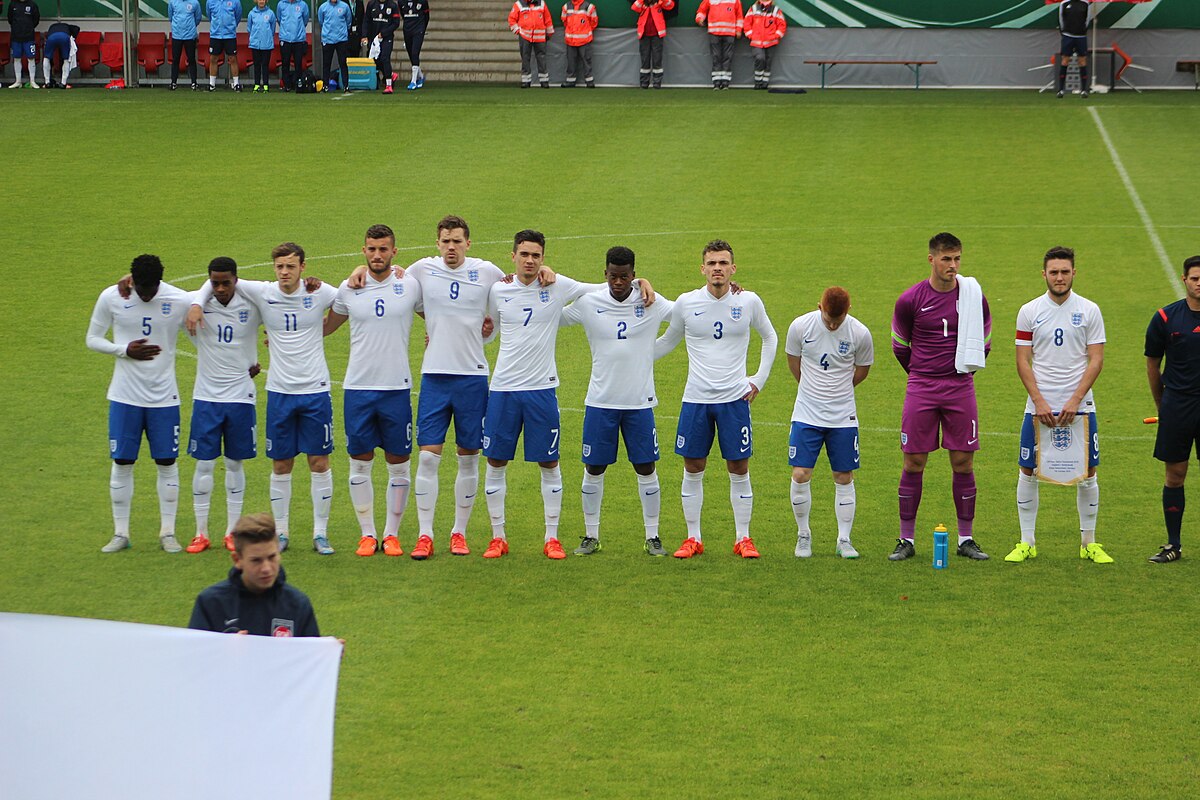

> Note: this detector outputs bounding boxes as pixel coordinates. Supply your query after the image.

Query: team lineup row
[85,218,1200,565]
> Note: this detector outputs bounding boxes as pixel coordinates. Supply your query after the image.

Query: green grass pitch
[1,87,1198,798]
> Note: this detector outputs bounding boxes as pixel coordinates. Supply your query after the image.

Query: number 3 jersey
[1015,291,1105,414]
[190,292,262,405]
[86,282,193,408]
[560,289,675,410]
[785,309,873,428]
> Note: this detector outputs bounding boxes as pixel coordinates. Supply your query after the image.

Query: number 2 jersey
[1015,291,1105,414]
[86,282,193,407]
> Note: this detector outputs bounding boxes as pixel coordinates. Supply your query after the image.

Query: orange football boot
[733,537,761,559]
[223,534,235,552]
[543,538,567,560]
[450,532,470,555]
[185,535,211,554]
[381,535,404,556]
[411,535,434,560]
[482,537,509,558]
[673,538,704,559]
[355,536,378,557]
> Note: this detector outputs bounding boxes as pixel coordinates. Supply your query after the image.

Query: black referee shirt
[1059,0,1090,38]
[1146,299,1200,395]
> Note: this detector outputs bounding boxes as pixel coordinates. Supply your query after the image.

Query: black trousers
[171,37,197,83]
[753,46,773,83]
[565,42,592,84]
[322,41,350,87]
[708,34,733,83]
[281,40,306,88]
[638,36,662,87]
[519,38,547,83]
[374,36,394,82]
[403,18,426,68]
[251,47,271,85]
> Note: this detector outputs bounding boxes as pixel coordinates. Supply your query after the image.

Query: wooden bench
[1177,60,1200,90]
[804,59,937,90]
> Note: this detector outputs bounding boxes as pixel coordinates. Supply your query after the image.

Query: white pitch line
[1089,107,1182,296]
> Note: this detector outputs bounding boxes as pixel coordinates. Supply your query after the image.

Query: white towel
[955,275,986,374]
[368,38,381,59]
[68,37,78,70]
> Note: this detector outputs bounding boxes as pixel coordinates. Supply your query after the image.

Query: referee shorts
[1154,390,1200,464]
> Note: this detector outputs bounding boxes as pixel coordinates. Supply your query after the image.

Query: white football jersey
[654,287,778,404]
[86,283,192,408]
[332,272,422,390]
[561,288,674,410]
[196,279,337,395]
[190,291,261,404]
[784,310,874,427]
[1015,291,1105,414]
[409,256,505,376]
[488,275,602,392]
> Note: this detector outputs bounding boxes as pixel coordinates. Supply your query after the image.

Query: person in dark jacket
[399,0,427,89]
[188,512,320,637]
[361,0,400,92]
[7,0,41,89]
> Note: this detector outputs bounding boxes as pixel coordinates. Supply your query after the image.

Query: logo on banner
[271,619,295,637]
[468,269,479,283]
[393,283,405,296]
[1051,426,1073,451]
[238,310,249,323]
[1071,313,1083,327]
[303,296,314,309]
[730,306,742,321]
[838,340,850,355]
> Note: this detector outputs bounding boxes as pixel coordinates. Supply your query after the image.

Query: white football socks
[193,458,216,538]
[415,451,441,538]
[110,462,134,538]
[270,472,293,537]
[729,471,752,541]
[311,469,333,538]
[1078,476,1099,545]
[790,478,812,535]
[384,461,411,537]
[581,471,604,538]
[540,465,562,541]
[453,453,479,534]
[157,463,179,536]
[1017,471,1039,546]
[637,470,660,540]
[349,458,376,537]
[224,457,245,535]
[485,463,507,539]
[681,469,704,541]
[835,480,856,542]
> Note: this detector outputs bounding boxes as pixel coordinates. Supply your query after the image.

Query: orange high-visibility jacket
[509,0,554,42]
[695,0,743,37]
[561,0,598,46]
[744,1,785,48]
[631,0,674,39]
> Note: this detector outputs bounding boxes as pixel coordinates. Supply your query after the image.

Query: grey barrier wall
[546,28,1200,89]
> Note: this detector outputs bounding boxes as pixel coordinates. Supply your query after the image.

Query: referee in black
[1145,255,1200,563]
[362,0,401,92]
[400,0,429,89]
[1057,0,1091,98]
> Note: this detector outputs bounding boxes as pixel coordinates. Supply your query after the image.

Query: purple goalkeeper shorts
[900,373,979,454]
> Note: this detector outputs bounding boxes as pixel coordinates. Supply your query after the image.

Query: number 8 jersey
[1015,291,1105,414]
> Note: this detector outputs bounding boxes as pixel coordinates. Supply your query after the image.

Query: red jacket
[744,1,785,48]
[509,0,554,42]
[631,0,674,39]
[561,0,598,46]
[695,0,743,37]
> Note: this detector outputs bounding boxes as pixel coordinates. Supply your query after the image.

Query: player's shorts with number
[581,406,659,466]
[675,400,752,460]
[109,401,181,461]
[1154,389,1200,464]
[900,373,979,453]
[188,400,257,461]
[416,374,488,449]
[483,388,560,463]
[1018,412,1099,469]
[266,391,334,460]
[344,388,412,456]
[789,422,860,471]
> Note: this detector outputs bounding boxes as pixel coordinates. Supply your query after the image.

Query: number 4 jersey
[1015,291,1105,414]
[785,309,874,428]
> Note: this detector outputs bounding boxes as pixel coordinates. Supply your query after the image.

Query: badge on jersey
[635,305,644,319]
[393,283,405,296]
[730,306,742,321]
[468,269,479,283]
[161,302,172,315]
[238,310,249,323]
[271,618,295,637]
[539,290,551,304]
[303,296,314,309]
[838,340,850,355]
[1071,313,1083,327]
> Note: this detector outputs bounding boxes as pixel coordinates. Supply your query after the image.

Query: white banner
[1036,415,1090,486]
[0,612,341,800]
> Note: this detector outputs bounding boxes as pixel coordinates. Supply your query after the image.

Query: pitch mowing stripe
[1088,106,1182,297]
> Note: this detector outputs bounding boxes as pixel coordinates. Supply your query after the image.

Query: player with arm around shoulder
[86,255,192,553]
[889,232,991,562]
[654,239,777,559]
[1007,246,1108,563]
[560,246,674,557]
[1144,255,1200,563]
[785,287,872,559]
